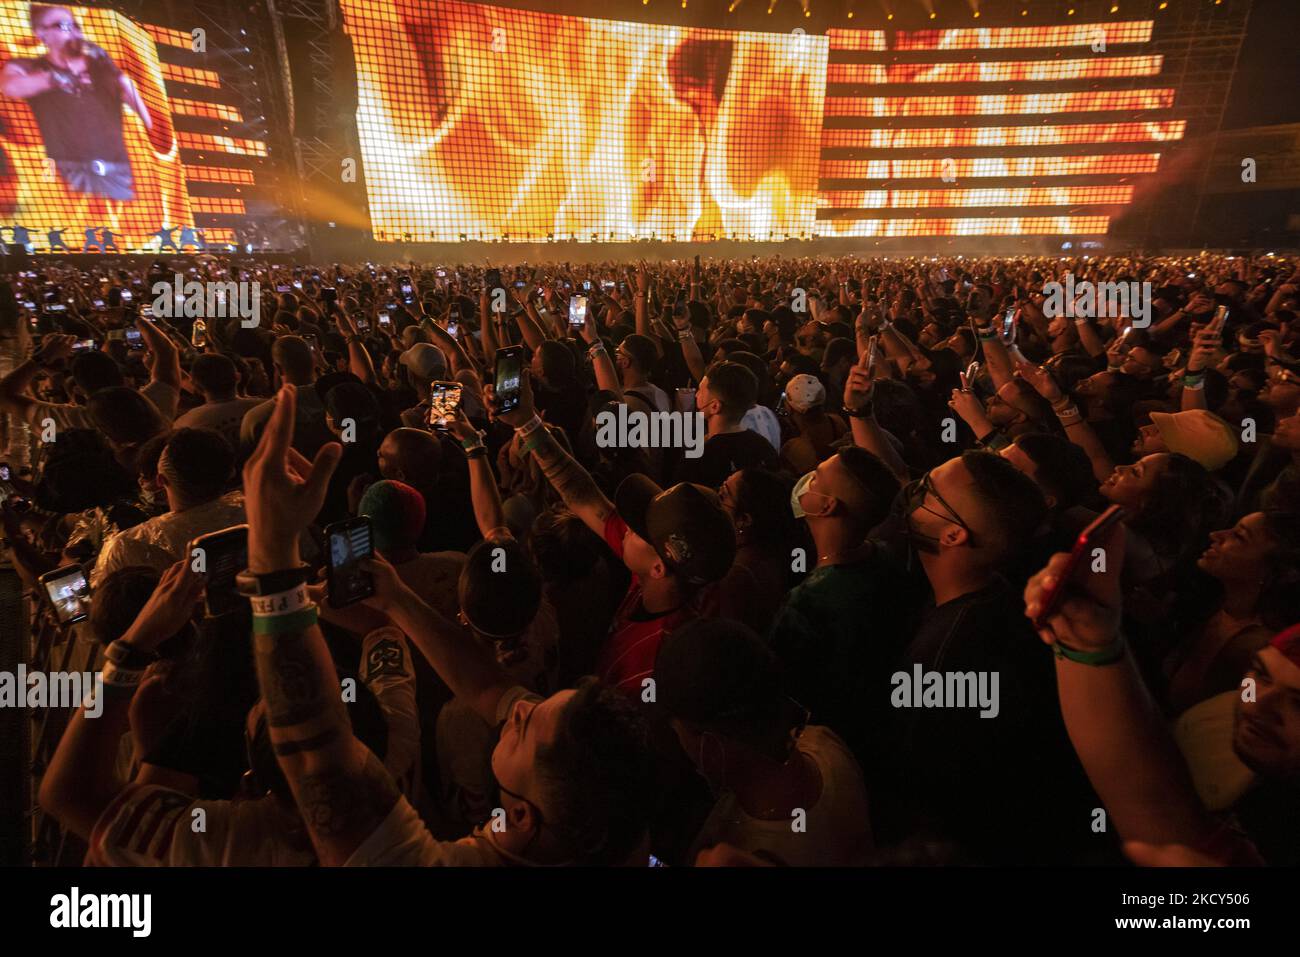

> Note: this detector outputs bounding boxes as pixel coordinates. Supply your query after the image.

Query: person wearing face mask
[657,618,873,866]
[674,360,777,489]
[767,447,918,768]
[875,450,1101,864]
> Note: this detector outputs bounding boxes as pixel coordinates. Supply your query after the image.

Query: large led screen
[341,0,828,242]
[0,2,190,248]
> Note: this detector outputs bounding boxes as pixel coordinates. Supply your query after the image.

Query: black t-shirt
[874,578,1101,864]
[673,428,778,489]
[19,53,129,163]
[767,544,923,768]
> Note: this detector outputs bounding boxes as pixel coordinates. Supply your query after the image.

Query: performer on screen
[0,5,153,202]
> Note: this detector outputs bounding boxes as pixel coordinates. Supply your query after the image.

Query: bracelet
[252,605,320,636]
[104,639,157,670]
[587,342,607,357]
[514,414,544,437]
[976,328,997,341]
[466,446,489,460]
[249,583,311,617]
[519,431,547,456]
[677,330,693,341]
[1054,634,1125,667]
[1051,396,1074,412]
[101,663,146,687]
[842,401,874,419]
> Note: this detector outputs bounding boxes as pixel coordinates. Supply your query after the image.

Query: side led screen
[0,2,190,248]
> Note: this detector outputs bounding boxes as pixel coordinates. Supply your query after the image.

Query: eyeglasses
[904,471,976,542]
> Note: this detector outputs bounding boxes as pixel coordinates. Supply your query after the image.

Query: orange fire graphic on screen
[342,0,827,242]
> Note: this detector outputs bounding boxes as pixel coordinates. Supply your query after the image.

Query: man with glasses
[874,450,1099,864]
[1,5,153,202]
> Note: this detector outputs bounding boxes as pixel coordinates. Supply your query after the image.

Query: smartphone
[356,316,371,332]
[107,328,126,342]
[46,303,67,313]
[321,287,338,303]
[92,298,104,309]
[141,303,153,319]
[568,295,587,328]
[436,269,446,278]
[1031,505,1127,628]
[303,334,319,350]
[866,335,880,377]
[963,360,981,392]
[326,517,375,608]
[378,314,392,330]
[0,463,9,481]
[276,284,291,293]
[485,267,503,290]
[494,346,524,414]
[601,280,615,292]
[72,339,96,353]
[191,321,207,349]
[427,381,463,430]
[1002,308,1017,341]
[192,525,248,617]
[514,280,527,291]
[38,565,91,625]
[446,319,459,339]
[582,280,591,292]
[121,289,133,302]
[292,280,303,290]
[125,329,144,350]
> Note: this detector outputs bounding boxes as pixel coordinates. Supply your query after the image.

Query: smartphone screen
[494,347,524,413]
[126,329,144,350]
[378,314,392,328]
[276,284,291,293]
[120,289,133,302]
[427,381,463,430]
[1032,505,1126,626]
[446,320,459,339]
[1002,308,1017,340]
[193,525,248,617]
[569,295,587,328]
[327,518,375,608]
[191,322,207,348]
[41,565,91,625]
[72,339,96,353]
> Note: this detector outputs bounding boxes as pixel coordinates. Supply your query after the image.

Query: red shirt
[596,513,698,697]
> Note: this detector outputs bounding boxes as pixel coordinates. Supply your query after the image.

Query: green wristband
[1054,634,1125,667]
[252,605,320,636]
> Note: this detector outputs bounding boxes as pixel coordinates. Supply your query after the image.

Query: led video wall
[341,0,828,242]
[818,21,1183,238]
[0,2,191,248]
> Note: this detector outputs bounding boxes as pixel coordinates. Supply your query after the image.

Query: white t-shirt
[689,725,872,866]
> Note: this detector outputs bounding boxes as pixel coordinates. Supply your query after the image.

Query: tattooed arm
[488,368,613,539]
[243,383,400,866]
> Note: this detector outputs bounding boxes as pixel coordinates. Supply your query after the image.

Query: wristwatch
[235,565,313,596]
[842,401,874,419]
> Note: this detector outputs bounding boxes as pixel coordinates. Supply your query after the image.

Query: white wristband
[250,583,311,617]
[514,414,544,436]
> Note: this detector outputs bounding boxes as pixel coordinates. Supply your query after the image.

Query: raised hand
[242,384,342,573]
[1023,520,1126,652]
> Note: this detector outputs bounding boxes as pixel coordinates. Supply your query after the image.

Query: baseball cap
[614,475,736,586]
[784,373,826,413]
[1149,409,1238,471]
[399,342,447,381]
[358,480,426,553]
[655,619,783,728]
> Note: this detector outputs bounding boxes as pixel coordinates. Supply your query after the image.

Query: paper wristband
[249,584,310,617]
[101,664,145,686]
[252,606,319,635]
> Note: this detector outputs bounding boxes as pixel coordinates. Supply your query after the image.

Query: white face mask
[790,470,831,520]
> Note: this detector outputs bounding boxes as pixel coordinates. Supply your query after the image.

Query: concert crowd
[3,251,1299,866]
